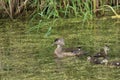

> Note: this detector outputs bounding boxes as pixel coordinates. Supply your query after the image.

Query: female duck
[53,38,85,58]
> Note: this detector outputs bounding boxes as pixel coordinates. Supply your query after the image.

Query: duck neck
[55,45,63,54]
[104,49,108,55]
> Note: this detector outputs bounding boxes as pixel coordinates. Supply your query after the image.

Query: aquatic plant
[0,0,119,19]
[0,0,28,19]
[102,5,120,19]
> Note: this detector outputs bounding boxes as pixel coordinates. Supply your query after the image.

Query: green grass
[0,18,120,80]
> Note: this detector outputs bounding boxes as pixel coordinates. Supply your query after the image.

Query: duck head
[103,45,109,54]
[52,38,65,46]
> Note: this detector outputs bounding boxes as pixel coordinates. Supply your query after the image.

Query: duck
[109,61,120,67]
[104,60,120,67]
[93,45,109,59]
[87,56,120,68]
[87,56,108,64]
[52,38,86,58]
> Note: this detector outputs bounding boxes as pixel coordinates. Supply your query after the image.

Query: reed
[31,0,120,20]
[0,0,28,19]
[102,5,120,19]
[28,0,120,35]
[0,0,119,19]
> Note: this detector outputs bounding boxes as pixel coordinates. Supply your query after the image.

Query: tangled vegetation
[0,0,120,20]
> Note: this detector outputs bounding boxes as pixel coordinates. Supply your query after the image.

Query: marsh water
[0,18,120,80]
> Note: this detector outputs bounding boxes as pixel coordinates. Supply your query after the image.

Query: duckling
[87,56,101,64]
[93,45,109,58]
[98,59,120,66]
[100,58,109,65]
[87,56,108,65]
[53,38,84,58]
[107,61,120,68]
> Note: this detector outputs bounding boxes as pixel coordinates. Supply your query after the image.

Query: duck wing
[63,47,81,53]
